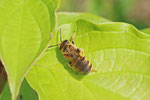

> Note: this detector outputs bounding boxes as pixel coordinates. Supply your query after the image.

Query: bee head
[60,40,69,50]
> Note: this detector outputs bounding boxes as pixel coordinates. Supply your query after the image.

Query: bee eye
[70,54,73,57]
[63,46,68,52]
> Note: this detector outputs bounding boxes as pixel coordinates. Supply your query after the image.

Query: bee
[49,29,96,74]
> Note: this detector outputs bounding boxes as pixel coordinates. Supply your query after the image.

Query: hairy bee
[49,29,96,74]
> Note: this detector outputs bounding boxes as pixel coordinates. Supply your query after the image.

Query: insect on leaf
[26,17,150,100]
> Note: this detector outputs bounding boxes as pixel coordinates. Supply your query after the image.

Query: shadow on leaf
[55,47,87,81]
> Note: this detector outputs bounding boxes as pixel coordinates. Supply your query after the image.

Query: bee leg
[72,40,75,44]
[68,62,78,74]
[76,48,84,57]
[91,68,97,72]
[71,33,76,44]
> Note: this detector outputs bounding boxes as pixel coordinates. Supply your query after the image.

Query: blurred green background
[58,0,150,29]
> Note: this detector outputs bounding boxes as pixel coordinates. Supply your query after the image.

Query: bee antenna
[48,44,59,48]
[60,28,62,42]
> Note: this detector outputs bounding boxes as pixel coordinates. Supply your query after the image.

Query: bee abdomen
[73,56,92,74]
[80,60,92,73]
[84,63,92,73]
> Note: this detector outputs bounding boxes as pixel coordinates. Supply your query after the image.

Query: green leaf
[16,79,39,100]
[41,0,60,31]
[0,82,11,100]
[0,79,38,100]
[141,28,150,34]
[26,19,150,100]
[57,12,110,26]
[0,0,58,99]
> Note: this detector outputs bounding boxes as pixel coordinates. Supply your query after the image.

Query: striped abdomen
[72,56,92,74]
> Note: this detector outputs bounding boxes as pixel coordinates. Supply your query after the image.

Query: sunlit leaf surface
[26,19,150,100]
[57,12,110,26]
[0,0,58,99]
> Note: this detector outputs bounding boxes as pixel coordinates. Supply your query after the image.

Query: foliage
[59,0,149,29]
[0,0,58,99]
[0,0,150,100]
[141,28,150,34]
[0,79,38,100]
[26,16,150,99]
[56,12,110,26]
